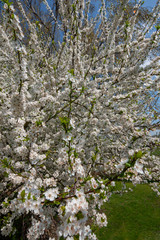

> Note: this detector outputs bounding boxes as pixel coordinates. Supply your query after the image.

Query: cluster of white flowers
[59,189,89,239]
[0,0,160,239]
[72,158,85,177]
[95,213,108,228]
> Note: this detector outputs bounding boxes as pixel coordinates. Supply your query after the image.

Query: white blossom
[0,0,160,239]
[44,188,59,201]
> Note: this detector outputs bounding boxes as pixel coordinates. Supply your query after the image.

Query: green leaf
[93,45,97,51]
[2,201,9,207]
[125,20,130,28]
[61,206,66,216]
[59,116,70,132]
[71,35,74,40]
[125,162,131,167]
[132,136,139,142]
[32,195,37,201]
[103,178,109,184]
[1,0,13,6]
[67,217,71,223]
[73,150,78,158]
[11,13,14,19]
[155,25,160,31]
[71,3,76,11]
[53,201,60,205]
[3,171,9,177]
[35,119,42,126]
[20,190,25,202]
[31,49,35,54]
[135,150,143,159]
[23,136,30,142]
[99,191,106,200]
[1,0,8,4]
[68,69,74,76]
[27,192,31,200]
[80,85,86,93]
[39,186,45,192]
[0,158,11,168]
[53,65,56,71]
[82,176,92,184]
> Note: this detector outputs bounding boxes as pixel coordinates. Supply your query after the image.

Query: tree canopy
[0,0,160,239]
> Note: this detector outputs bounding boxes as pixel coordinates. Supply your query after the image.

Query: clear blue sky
[141,0,160,136]
[142,0,158,8]
[90,0,159,19]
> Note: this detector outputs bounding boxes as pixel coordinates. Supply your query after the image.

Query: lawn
[95,184,160,240]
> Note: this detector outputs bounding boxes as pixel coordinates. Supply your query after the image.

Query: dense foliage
[0,0,160,239]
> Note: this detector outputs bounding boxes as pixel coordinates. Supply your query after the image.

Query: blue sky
[142,0,158,8]
[140,0,160,136]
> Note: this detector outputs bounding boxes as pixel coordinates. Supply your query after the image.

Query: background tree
[0,0,160,239]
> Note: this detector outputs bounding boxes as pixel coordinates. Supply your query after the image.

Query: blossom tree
[0,0,160,239]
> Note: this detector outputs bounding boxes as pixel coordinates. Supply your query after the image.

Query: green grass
[95,184,160,240]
